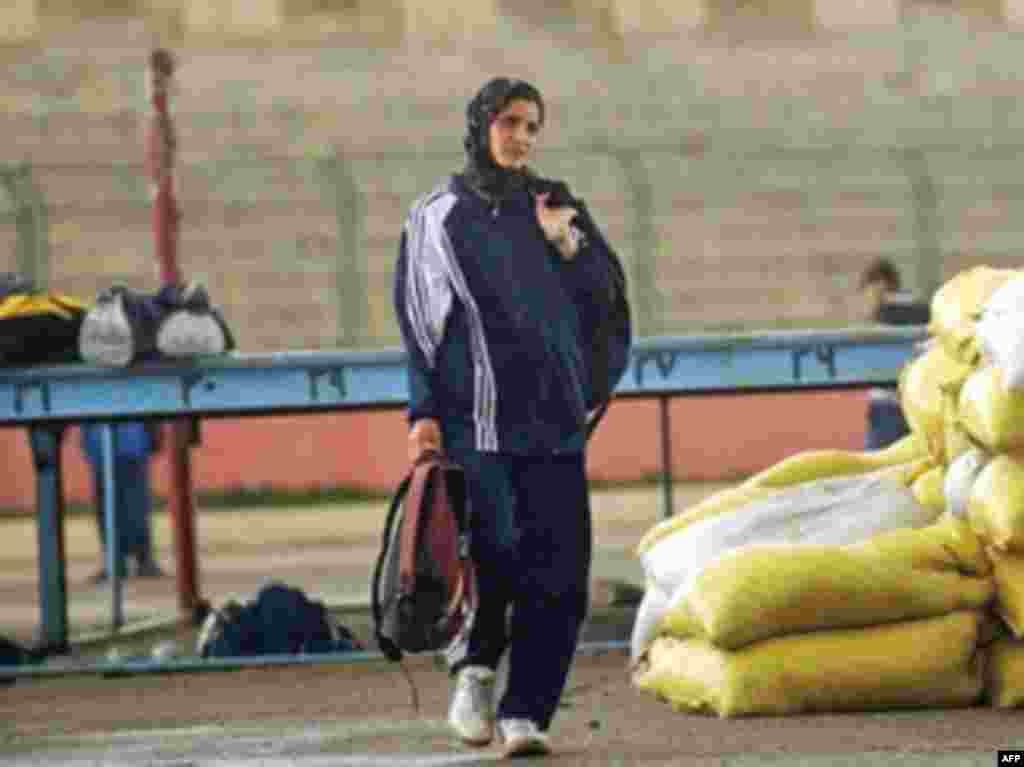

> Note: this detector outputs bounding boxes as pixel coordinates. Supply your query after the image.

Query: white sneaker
[498,718,551,758]
[448,665,495,746]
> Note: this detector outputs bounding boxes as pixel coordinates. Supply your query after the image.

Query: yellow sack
[900,344,974,463]
[967,453,1024,553]
[635,611,984,717]
[865,431,931,466]
[911,465,945,514]
[958,365,1024,454]
[633,463,942,661]
[942,378,978,466]
[660,516,993,649]
[930,266,1018,366]
[855,512,991,577]
[988,639,1024,708]
[741,436,928,490]
[635,457,930,556]
[989,547,1024,638]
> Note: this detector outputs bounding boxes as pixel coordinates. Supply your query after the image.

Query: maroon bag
[371,450,476,661]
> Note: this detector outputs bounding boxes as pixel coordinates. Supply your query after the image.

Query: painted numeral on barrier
[180,372,216,407]
[13,380,52,415]
[791,345,837,382]
[308,367,347,402]
[632,351,681,388]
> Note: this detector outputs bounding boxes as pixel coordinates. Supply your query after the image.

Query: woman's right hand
[408,418,442,463]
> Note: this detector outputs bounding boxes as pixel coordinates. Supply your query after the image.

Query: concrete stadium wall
[0,389,868,513]
[6,10,1024,348]
[3,0,1019,47]
[1,7,1018,511]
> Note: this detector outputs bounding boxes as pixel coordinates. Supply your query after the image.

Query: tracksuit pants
[90,457,155,573]
[447,450,592,731]
[865,398,911,451]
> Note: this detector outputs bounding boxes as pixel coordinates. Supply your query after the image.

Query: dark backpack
[371,450,476,662]
[0,635,46,685]
[196,582,362,659]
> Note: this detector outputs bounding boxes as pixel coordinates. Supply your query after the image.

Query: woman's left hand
[535,192,580,260]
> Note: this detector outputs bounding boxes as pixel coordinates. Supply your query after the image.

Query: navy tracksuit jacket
[393,172,630,730]
[394,173,629,455]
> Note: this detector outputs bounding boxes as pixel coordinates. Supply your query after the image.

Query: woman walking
[393,77,631,757]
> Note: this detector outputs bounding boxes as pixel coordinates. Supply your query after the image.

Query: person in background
[80,421,165,582]
[393,77,630,758]
[858,258,931,449]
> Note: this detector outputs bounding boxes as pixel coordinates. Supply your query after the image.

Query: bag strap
[397,455,440,595]
[445,557,477,619]
[585,400,610,442]
[370,471,412,662]
[398,448,465,590]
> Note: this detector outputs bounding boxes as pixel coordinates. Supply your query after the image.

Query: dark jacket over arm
[534,178,631,413]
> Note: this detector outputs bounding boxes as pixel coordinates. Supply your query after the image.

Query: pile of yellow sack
[922,266,1024,709]
[632,266,1024,716]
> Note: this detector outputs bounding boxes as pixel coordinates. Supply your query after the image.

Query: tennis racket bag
[371,450,476,661]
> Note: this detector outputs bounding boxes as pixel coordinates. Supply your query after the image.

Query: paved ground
[3,650,1023,766]
[0,484,689,646]
[2,483,1023,765]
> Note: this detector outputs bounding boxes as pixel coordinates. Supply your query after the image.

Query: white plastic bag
[977,277,1024,390]
[983,275,1024,316]
[945,448,990,520]
[630,584,671,667]
[630,469,939,661]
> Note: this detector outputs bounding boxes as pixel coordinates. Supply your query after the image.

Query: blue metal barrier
[0,328,923,424]
[0,326,927,661]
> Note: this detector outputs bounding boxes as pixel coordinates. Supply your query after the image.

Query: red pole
[146,49,204,623]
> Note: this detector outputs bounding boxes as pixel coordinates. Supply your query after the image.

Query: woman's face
[488,98,542,170]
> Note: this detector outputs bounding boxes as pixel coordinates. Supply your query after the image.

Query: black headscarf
[462,77,546,203]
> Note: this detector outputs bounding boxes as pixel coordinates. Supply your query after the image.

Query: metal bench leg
[28,425,69,654]
[99,423,124,630]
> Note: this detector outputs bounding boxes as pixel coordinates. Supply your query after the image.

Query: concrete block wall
[4,9,1024,351]
[10,0,1020,47]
